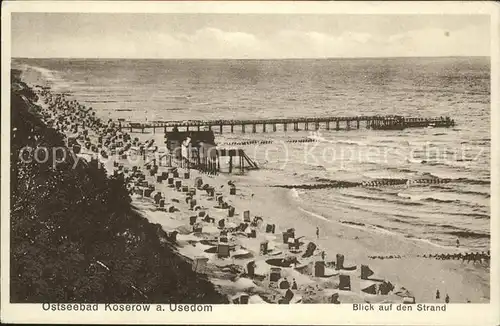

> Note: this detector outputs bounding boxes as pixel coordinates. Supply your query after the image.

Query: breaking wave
[342,193,423,206]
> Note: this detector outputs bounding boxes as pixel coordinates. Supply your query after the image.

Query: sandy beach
[19,66,490,305]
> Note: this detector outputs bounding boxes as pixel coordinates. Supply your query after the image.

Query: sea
[12,57,491,251]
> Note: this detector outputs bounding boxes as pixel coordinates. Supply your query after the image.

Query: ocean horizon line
[12,55,490,61]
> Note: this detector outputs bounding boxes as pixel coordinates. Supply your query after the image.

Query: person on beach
[316,227,319,239]
[321,251,326,261]
[445,294,450,303]
[436,290,440,299]
[292,279,298,290]
[456,238,460,247]
[331,293,341,304]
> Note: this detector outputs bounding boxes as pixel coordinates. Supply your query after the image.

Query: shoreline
[17,65,490,304]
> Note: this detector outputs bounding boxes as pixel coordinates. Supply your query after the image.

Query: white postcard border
[1,1,499,325]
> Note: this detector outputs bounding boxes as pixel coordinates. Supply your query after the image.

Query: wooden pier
[119,115,455,134]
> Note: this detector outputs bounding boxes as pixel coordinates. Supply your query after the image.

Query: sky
[11,13,490,59]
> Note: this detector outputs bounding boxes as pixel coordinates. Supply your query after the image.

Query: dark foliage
[10,71,227,303]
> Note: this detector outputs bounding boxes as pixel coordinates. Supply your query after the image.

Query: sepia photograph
[1,1,498,325]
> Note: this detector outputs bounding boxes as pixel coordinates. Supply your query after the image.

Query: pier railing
[118,115,455,133]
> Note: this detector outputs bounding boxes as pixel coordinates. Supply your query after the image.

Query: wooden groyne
[119,115,455,134]
[369,252,490,263]
[273,177,454,190]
